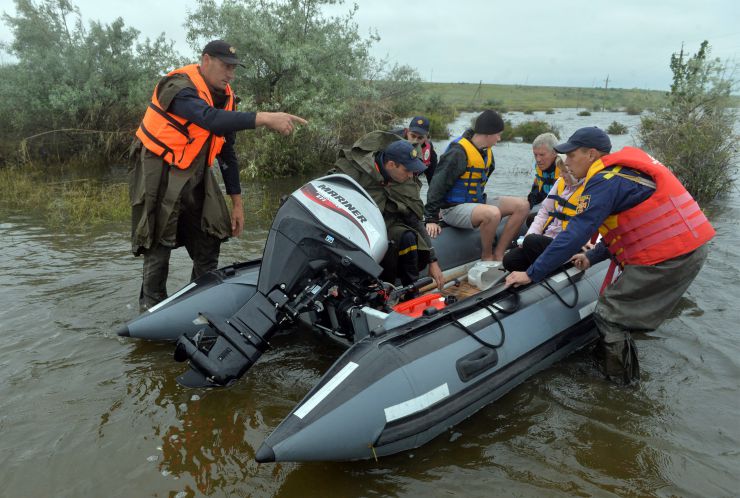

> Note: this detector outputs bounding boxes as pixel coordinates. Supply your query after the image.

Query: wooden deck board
[440,281,481,299]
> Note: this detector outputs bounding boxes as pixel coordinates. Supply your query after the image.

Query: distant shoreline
[421,81,740,112]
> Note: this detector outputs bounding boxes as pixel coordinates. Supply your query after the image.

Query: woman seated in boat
[503,170,583,271]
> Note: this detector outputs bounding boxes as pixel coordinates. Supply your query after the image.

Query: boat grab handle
[539,271,579,308]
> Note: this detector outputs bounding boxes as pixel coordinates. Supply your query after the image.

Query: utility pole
[603,74,610,111]
[470,80,482,108]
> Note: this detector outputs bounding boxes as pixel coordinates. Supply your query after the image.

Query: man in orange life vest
[130,40,307,311]
[505,127,714,384]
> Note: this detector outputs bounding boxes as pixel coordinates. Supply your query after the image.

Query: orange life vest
[586,147,715,266]
[135,64,235,170]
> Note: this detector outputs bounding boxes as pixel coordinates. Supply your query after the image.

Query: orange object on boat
[393,293,446,317]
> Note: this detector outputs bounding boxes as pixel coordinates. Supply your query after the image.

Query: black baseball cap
[384,141,426,173]
[554,127,612,153]
[202,40,245,67]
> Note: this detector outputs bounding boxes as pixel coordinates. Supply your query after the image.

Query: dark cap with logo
[554,127,612,153]
[384,140,426,173]
[202,40,245,67]
[408,116,430,136]
[473,109,505,135]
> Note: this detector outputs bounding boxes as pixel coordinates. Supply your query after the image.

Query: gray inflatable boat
[118,174,608,462]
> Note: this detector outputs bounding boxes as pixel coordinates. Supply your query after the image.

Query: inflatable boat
[118,174,608,462]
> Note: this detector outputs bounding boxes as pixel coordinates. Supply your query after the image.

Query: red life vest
[135,64,235,170]
[586,147,714,266]
[420,141,432,167]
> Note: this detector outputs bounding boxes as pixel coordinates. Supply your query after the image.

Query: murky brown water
[1,110,738,497]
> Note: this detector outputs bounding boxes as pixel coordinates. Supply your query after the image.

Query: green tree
[184,0,422,177]
[638,41,738,203]
[0,0,181,162]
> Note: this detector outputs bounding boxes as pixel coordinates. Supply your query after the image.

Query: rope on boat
[539,270,579,309]
[450,303,506,350]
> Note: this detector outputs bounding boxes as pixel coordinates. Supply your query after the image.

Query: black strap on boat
[539,270,579,309]
[450,303,505,350]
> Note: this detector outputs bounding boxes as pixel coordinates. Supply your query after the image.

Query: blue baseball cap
[554,127,612,153]
[384,140,426,173]
[408,116,430,136]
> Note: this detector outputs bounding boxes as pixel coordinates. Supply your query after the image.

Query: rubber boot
[593,332,640,385]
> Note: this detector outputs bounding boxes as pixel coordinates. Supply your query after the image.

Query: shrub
[545,109,555,115]
[1,0,424,177]
[425,113,452,140]
[500,120,515,141]
[607,121,628,135]
[0,0,182,162]
[577,110,592,116]
[421,93,455,140]
[638,41,738,203]
[625,105,642,115]
[503,120,560,144]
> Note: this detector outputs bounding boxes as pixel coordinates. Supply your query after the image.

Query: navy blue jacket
[169,87,257,195]
[526,166,654,282]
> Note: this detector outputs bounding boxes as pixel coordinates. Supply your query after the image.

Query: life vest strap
[147,103,192,139]
[138,123,175,164]
[546,210,572,222]
[548,193,578,210]
[600,260,618,295]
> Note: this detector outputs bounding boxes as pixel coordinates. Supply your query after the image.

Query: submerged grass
[0,166,130,227]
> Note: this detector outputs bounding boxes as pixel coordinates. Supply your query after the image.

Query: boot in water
[593,333,640,385]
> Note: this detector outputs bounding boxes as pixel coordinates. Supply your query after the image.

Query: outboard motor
[174,174,389,387]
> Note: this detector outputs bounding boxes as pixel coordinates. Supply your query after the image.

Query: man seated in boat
[505,127,714,384]
[392,116,438,183]
[527,132,564,209]
[423,110,530,274]
[330,131,445,290]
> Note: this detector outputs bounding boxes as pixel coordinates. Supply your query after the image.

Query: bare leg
[471,204,502,261]
[493,196,529,260]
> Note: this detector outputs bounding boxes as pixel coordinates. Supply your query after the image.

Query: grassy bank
[422,82,671,112]
[0,166,129,227]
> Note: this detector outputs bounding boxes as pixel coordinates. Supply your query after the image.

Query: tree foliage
[1,0,423,175]
[0,0,182,161]
[638,41,738,203]
[184,0,422,177]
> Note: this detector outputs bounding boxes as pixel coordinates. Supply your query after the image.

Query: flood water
[1,110,738,497]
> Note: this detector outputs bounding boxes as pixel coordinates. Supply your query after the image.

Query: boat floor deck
[440,281,482,300]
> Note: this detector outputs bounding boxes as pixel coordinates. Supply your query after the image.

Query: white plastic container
[468,263,505,290]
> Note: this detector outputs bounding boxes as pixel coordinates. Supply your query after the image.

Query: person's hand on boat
[426,222,441,238]
[505,271,531,288]
[230,194,244,237]
[428,260,445,290]
[570,253,591,270]
[256,112,308,135]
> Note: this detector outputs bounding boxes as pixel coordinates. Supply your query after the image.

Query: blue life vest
[444,136,493,204]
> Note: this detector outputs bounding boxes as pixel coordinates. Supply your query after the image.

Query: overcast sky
[1,0,737,90]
